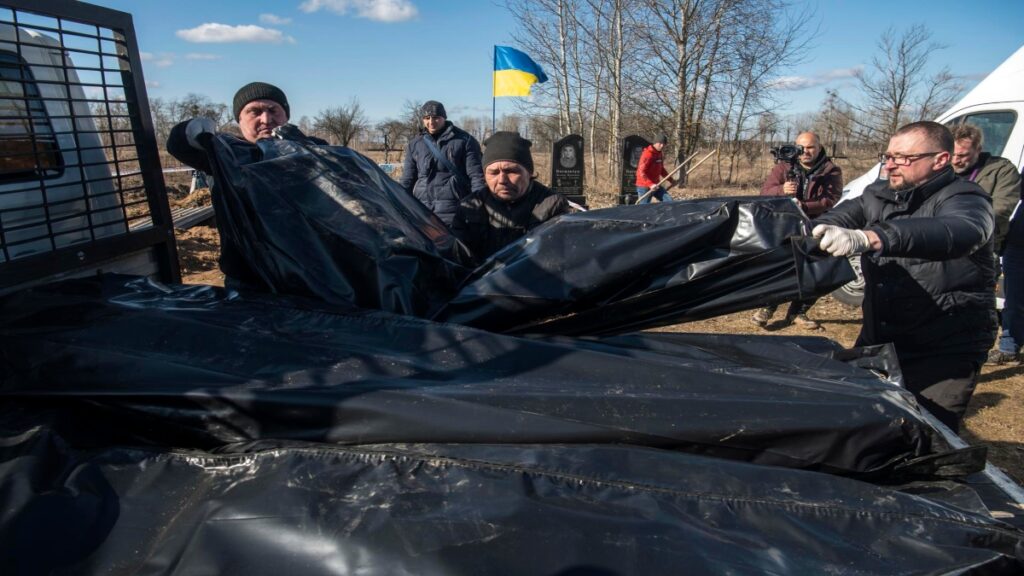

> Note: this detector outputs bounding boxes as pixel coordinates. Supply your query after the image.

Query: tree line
[507,0,962,186]
[126,3,960,188]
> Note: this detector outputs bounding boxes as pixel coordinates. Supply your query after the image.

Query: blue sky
[82,0,1024,124]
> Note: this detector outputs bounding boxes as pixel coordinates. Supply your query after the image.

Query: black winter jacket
[166,120,328,289]
[451,181,569,265]
[401,122,486,225]
[814,168,997,360]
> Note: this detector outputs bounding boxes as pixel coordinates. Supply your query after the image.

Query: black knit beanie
[233,82,290,120]
[483,131,533,172]
[655,133,668,145]
[421,100,447,118]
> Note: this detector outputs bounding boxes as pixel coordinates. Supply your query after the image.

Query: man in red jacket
[635,134,676,203]
[753,131,843,329]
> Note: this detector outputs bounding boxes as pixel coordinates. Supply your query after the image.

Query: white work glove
[812,224,871,257]
[185,117,216,150]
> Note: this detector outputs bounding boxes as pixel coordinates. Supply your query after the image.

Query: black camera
[770,144,804,163]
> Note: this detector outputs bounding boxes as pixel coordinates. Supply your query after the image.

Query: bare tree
[296,115,315,135]
[314,99,369,146]
[376,119,407,163]
[149,93,228,147]
[716,3,815,183]
[637,0,734,184]
[854,24,962,141]
[506,0,584,135]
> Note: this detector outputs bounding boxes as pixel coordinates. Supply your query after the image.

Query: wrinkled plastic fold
[436,199,855,334]
[0,276,961,476]
[1,428,1021,575]
[207,136,853,334]
[2,135,1021,574]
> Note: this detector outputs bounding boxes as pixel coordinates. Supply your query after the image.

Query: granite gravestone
[620,135,651,204]
[551,134,585,206]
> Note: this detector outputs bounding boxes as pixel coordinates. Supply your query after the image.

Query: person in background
[450,131,569,264]
[811,121,996,431]
[634,134,676,203]
[949,123,1024,365]
[753,131,843,330]
[400,101,486,225]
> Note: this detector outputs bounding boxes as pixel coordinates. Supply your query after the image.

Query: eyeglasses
[878,151,943,166]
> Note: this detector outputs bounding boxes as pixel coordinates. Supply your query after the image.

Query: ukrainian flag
[493,46,548,97]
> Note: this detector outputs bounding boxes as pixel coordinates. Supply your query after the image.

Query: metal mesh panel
[0,10,130,261]
[0,0,177,287]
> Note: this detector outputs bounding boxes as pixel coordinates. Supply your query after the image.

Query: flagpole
[491,45,496,134]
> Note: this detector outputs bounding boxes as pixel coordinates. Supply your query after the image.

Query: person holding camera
[753,131,843,329]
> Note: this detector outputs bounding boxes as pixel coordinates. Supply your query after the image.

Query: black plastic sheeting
[0,276,1019,569]
[1,278,1022,574]
[0,275,946,477]
[436,201,852,335]
[2,136,1021,573]
[208,134,469,317]
[3,431,1023,575]
[206,134,854,334]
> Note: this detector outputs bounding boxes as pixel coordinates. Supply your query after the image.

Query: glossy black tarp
[0,275,955,477]
[436,199,854,335]
[207,134,469,317]
[2,429,1022,575]
[207,135,853,334]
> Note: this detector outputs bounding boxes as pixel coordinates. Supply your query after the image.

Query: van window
[0,50,62,180]
[946,111,1017,156]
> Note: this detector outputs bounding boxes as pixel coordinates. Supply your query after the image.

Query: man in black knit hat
[166,81,326,291]
[400,100,486,226]
[450,131,570,264]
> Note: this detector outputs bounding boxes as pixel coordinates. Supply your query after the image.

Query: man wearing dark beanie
[165,81,325,291]
[400,100,486,225]
[230,81,290,142]
[450,131,570,264]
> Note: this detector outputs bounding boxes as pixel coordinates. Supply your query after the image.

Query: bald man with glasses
[810,121,997,431]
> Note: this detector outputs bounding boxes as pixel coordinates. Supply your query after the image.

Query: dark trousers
[899,353,983,432]
[761,298,818,317]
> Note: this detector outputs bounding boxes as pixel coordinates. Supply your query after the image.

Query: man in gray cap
[450,131,570,264]
[400,101,486,225]
[166,81,325,291]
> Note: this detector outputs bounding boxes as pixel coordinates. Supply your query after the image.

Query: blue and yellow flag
[493,46,548,97]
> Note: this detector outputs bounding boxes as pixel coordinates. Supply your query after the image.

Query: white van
[832,45,1024,307]
[0,12,178,293]
[0,24,128,263]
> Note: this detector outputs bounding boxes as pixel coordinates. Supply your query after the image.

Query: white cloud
[185,52,222,60]
[146,80,161,89]
[771,66,863,91]
[176,23,295,44]
[299,0,418,22]
[259,13,292,25]
[140,51,174,68]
